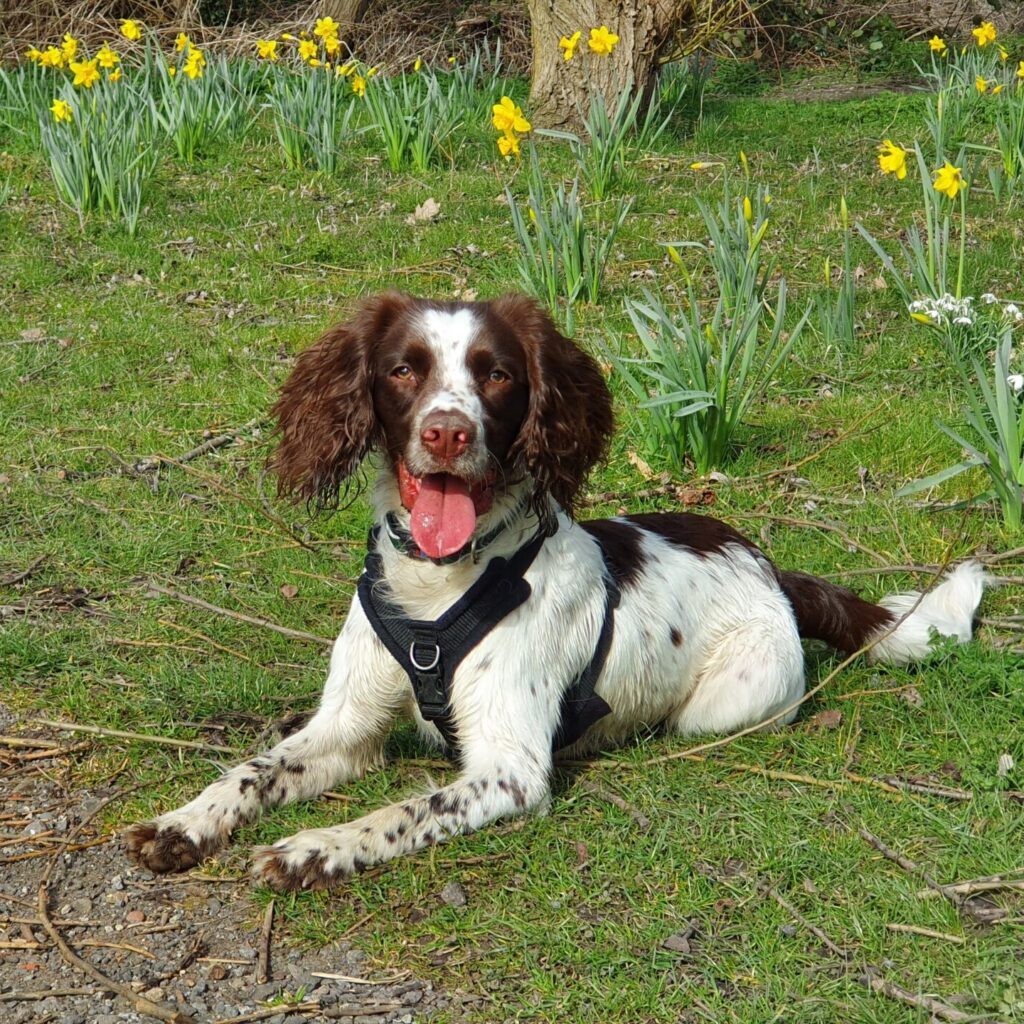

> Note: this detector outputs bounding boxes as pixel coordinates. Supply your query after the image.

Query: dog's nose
[420,412,476,461]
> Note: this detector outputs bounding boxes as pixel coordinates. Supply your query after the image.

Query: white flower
[1005,303,1021,320]
[981,292,997,304]
[1008,373,1024,395]
[908,300,927,313]
[953,316,973,325]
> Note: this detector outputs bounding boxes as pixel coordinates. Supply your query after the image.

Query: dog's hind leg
[667,614,806,737]
[124,606,406,873]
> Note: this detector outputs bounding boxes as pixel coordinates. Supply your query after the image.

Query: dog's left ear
[492,296,614,515]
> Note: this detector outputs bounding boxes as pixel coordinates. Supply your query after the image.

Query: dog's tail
[777,561,987,665]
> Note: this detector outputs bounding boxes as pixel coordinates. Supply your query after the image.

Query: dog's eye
[487,369,511,384]
[391,365,416,382]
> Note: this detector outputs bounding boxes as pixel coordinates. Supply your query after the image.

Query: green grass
[2,78,1024,1024]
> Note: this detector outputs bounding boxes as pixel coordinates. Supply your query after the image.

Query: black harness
[357,524,619,760]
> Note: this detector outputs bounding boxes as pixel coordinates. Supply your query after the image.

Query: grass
[2,75,1024,1024]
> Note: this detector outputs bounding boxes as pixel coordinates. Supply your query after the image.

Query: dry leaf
[627,451,655,480]
[20,328,44,341]
[279,583,298,600]
[405,198,441,225]
[809,709,843,730]
[899,686,923,707]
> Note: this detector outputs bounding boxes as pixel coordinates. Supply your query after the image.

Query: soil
[0,727,465,1024]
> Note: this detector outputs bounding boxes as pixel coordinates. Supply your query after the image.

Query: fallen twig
[132,417,265,475]
[0,989,101,1001]
[0,554,47,586]
[28,718,238,755]
[857,972,977,1022]
[876,776,972,802]
[210,1003,319,1024]
[768,889,848,958]
[35,788,195,1024]
[886,922,966,944]
[577,778,651,830]
[145,581,333,646]
[256,899,274,985]
[918,878,1024,899]
[858,827,1004,924]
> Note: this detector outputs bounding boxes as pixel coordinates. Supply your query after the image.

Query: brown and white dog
[125,293,986,890]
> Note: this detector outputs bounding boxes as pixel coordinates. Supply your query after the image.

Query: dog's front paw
[251,829,363,891]
[123,821,219,873]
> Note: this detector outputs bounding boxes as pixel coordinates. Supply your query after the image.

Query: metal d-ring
[409,641,441,672]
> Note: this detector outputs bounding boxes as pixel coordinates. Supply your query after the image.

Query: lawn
[2,44,1024,1024]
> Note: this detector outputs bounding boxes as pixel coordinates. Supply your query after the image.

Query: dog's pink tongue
[410,474,477,560]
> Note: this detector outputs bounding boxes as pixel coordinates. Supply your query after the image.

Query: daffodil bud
[840,195,848,230]
[742,196,753,223]
[739,150,748,176]
[824,256,831,285]
[666,245,683,267]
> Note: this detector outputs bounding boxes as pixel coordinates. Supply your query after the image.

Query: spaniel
[126,293,986,890]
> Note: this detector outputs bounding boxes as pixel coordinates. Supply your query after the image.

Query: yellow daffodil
[168,65,177,76]
[689,161,722,169]
[314,16,340,39]
[324,35,341,56]
[976,74,988,93]
[281,32,294,40]
[998,44,1009,61]
[337,63,354,76]
[183,48,206,79]
[24,47,43,63]
[910,312,934,324]
[308,57,321,67]
[175,32,190,53]
[40,46,64,69]
[1017,60,1024,79]
[49,98,72,123]
[492,95,531,134]
[367,65,378,77]
[70,58,100,89]
[992,83,1004,94]
[448,55,457,64]
[298,38,317,61]
[351,74,366,97]
[96,44,119,69]
[928,35,947,55]
[61,33,78,61]
[877,139,908,180]
[497,132,520,158]
[972,21,996,47]
[588,25,619,57]
[933,161,965,199]
[413,57,422,72]
[742,196,753,223]
[256,39,278,61]
[559,30,581,61]
[119,19,142,41]
[108,67,122,82]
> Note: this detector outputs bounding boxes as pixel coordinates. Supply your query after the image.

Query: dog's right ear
[270,292,409,508]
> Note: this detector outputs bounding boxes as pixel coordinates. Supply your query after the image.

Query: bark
[527,0,686,129]
[321,0,372,30]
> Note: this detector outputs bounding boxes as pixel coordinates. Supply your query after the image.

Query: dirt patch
[764,79,919,103]
[0,767,463,1023]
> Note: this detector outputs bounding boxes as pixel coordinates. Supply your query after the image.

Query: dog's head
[270,292,613,558]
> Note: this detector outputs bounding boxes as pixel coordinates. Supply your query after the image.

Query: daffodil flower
[877,139,908,180]
[24,47,43,64]
[971,21,996,47]
[119,19,142,42]
[175,33,190,53]
[1017,60,1024,80]
[61,33,78,61]
[40,46,64,69]
[992,83,1004,94]
[256,39,278,61]
[49,98,72,123]
[168,65,177,77]
[497,132,520,158]
[928,35,947,55]
[96,44,119,69]
[998,44,1009,61]
[298,38,317,61]
[588,25,619,57]
[108,68,122,82]
[413,57,422,72]
[559,31,581,61]
[70,58,100,89]
[324,35,341,56]
[314,16,340,39]
[975,75,988,93]
[183,49,206,79]
[932,161,965,199]
[492,96,531,135]
[351,74,366,97]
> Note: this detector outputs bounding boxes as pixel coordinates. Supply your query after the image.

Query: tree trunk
[321,0,372,31]
[527,0,685,129]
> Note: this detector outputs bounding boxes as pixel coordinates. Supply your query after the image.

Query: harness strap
[358,526,618,759]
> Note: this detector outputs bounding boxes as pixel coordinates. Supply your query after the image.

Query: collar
[380,493,534,565]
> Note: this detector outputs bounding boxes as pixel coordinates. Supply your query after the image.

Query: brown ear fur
[269,292,410,508]
[492,295,614,514]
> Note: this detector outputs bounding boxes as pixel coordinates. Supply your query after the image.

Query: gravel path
[0,770,466,1024]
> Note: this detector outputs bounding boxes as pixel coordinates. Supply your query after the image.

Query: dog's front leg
[251,740,551,891]
[125,605,406,873]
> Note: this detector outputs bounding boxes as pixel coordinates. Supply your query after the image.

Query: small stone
[125,909,145,924]
[254,982,281,1000]
[207,897,222,915]
[208,963,228,981]
[143,986,165,1002]
[71,897,92,915]
[780,924,797,938]
[110,875,124,891]
[662,933,692,954]
[440,881,467,907]
[401,989,423,1006]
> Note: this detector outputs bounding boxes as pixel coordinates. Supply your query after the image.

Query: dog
[125,293,986,891]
